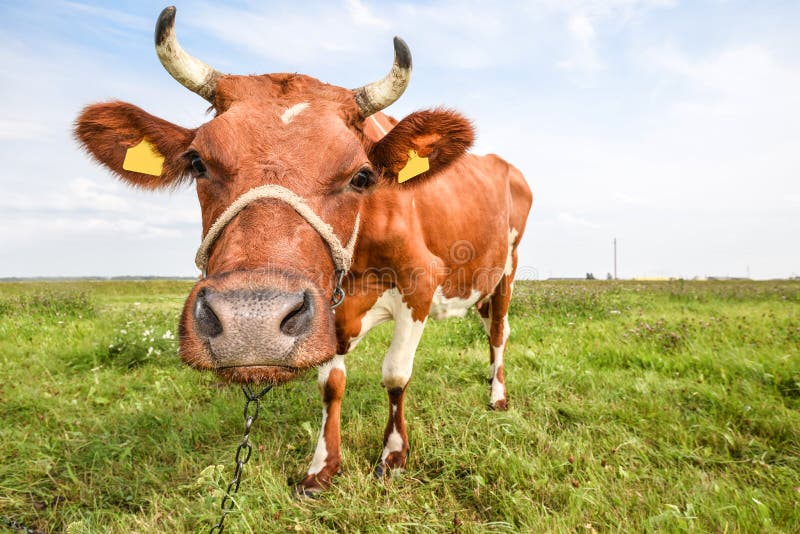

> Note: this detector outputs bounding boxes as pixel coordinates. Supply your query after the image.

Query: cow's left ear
[369,109,474,186]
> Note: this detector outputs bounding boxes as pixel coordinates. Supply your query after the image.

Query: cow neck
[194,184,360,282]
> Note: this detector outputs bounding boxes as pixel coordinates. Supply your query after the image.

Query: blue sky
[1,0,798,279]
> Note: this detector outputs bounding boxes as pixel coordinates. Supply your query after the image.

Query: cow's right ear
[74,101,195,189]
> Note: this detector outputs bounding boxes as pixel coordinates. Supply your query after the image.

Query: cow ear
[368,109,474,186]
[74,101,195,189]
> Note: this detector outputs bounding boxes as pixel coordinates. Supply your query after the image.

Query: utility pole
[613,238,617,280]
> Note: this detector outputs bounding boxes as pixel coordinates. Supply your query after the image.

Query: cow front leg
[299,355,346,495]
[375,305,427,477]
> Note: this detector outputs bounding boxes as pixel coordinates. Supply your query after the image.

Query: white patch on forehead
[280,102,310,124]
[429,287,482,320]
[369,114,388,137]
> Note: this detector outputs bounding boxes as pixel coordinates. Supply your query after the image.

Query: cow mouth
[215,364,307,384]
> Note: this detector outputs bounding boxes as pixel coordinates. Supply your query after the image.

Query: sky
[1,0,798,280]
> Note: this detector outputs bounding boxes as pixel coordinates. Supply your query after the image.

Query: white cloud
[558,13,603,74]
[346,0,389,28]
[62,1,149,32]
[0,177,199,244]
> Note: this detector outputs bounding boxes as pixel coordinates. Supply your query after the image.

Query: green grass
[1,280,798,533]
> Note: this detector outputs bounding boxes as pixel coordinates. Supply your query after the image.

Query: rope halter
[194,184,360,307]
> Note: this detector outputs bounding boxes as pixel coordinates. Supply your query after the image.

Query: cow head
[75,7,474,384]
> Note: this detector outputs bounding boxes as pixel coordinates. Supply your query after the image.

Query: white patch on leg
[490,346,506,405]
[307,408,328,475]
[307,355,345,476]
[489,315,510,406]
[317,354,346,385]
[280,102,309,124]
[505,228,519,276]
[381,425,404,462]
[381,291,427,390]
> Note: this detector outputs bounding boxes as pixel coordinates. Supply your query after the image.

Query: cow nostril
[280,291,313,337]
[194,288,223,338]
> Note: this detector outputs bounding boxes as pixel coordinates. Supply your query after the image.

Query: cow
[75,6,532,495]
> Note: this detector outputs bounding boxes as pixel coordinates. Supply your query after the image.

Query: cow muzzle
[194,286,314,366]
[180,270,337,384]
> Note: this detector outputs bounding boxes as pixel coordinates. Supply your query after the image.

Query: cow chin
[178,269,337,384]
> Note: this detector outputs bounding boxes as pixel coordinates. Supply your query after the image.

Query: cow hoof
[294,484,323,499]
[373,463,387,479]
[489,399,509,411]
[374,463,406,479]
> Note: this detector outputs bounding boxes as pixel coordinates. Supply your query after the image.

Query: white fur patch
[347,288,396,351]
[429,287,483,320]
[347,287,426,389]
[281,102,309,124]
[381,292,427,390]
[483,311,509,406]
[505,228,519,276]
[381,425,404,462]
[307,355,345,476]
[370,114,388,137]
[317,354,345,386]
[307,408,328,475]
[490,347,506,405]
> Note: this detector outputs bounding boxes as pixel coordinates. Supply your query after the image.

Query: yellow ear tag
[397,149,429,183]
[122,138,164,176]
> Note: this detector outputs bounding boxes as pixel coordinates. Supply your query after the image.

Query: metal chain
[1,516,43,534]
[209,384,273,534]
[209,268,342,532]
[330,269,346,309]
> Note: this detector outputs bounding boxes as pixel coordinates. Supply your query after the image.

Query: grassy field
[0,280,798,533]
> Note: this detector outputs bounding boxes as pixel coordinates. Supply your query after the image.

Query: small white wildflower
[147,346,154,356]
[162,330,174,340]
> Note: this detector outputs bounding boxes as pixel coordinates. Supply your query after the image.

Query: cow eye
[350,168,375,190]
[190,154,207,176]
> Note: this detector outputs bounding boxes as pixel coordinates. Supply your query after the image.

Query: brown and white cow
[75,7,532,495]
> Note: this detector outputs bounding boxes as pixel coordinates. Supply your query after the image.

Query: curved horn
[353,37,412,117]
[155,6,222,102]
